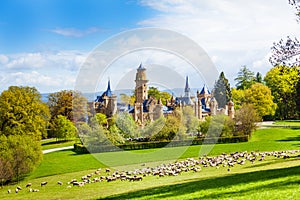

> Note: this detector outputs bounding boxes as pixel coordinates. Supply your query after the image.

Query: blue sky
[0,0,155,53]
[1,0,300,93]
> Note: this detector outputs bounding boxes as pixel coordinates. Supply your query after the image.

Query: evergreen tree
[235,66,255,90]
[214,72,232,108]
[255,72,263,83]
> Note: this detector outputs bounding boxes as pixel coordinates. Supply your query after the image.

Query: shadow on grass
[277,135,300,142]
[42,140,73,146]
[98,165,300,200]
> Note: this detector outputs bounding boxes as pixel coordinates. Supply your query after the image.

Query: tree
[182,106,199,134]
[48,90,88,123]
[255,72,263,83]
[244,83,277,118]
[264,65,300,119]
[234,66,255,90]
[115,112,138,138]
[120,93,135,106]
[95,113,108,128]
[148,87,171,105]
[231,88,246,110]
[141,117,166,138]
[213,72,232,108]
[235,104,260,137]
[151,114,186,141]
[52,115,77,141]
[269,1,300,66]
[289,0,300,20]
[198,115,234,138]
[0,135,42,183]
[0,86,50,139]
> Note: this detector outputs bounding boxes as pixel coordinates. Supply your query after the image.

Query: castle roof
[103,80,112,97]
[200,84,211,95]
[184,76,190,94]
[95,80,113,102]
[137,62,146,70]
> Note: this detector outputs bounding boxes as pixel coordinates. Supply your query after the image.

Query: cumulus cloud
[49,27,104,37]
[1,50,86,71]
[1,50,87,93]
[138,0,300,82]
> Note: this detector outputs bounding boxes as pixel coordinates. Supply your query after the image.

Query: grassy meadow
[0,126,299,199]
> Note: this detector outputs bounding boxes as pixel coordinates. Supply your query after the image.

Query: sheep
[15,188,19,193]
[26,183,32,188]
[33,189,39,192]
[105,168,111,173]
[41,181,48,186]
[17,186,22,190]
[7,189,11,194]
[57,181,63,185]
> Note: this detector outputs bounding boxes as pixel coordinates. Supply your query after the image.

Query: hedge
[74,135,249,154]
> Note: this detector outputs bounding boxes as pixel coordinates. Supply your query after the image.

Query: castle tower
[135,63,148,103]
[94,79,117,118]
[197,84,211,108]
[134,63,148,124]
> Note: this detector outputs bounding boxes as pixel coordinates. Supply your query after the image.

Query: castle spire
[105,79,112,97]
[184,76,191,97]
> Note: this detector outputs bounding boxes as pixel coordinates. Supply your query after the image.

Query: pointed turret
[105,79,112,97]
[184,76,191,97]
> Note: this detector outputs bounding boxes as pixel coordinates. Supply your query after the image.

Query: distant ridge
[40,88,207,103]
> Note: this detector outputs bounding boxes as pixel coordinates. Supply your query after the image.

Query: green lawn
[0,127,299,200]
[31,127,300,179]
[41,138,79,150]
[273,120,300,126]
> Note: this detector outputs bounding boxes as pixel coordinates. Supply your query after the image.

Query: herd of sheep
[7,149,300,195]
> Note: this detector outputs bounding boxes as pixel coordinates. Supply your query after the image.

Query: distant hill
[40,88,206,103]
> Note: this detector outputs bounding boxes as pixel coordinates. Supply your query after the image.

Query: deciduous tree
[48,90,88,123]
[52,115,77,141]
[0,86,50,139]
[264,65,300,119]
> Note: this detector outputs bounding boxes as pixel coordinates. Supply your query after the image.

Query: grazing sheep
[67,185,72,189]
[33,189,39,192]
[7,189,11,194]
[57,181,63,185]
[26,183,32,188]
[105,168,111,173]
[29,188,33,192]
[15,188,19,193]
[17,186,22,190]
[41,181,48,186]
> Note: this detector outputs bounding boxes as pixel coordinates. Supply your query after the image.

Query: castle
[91,63,234,123]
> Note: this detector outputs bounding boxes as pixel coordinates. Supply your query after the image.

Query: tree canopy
[234,66,255,90]
[0,86,46,183]
[148,87,171,105]
[52,115,78,141]
[264,65,300,119]
[244,83,277,118]
[213,72,232,108]
[0,86,50,140]
[48,90,88,123]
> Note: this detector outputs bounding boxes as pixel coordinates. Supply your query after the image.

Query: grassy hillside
[0,127,299,200]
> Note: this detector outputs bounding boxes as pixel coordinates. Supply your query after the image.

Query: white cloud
[0,54,8,64]
[2,50,86,71]
[1,50,87,93]
[49,27,103,37]
[139,0,300,83]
